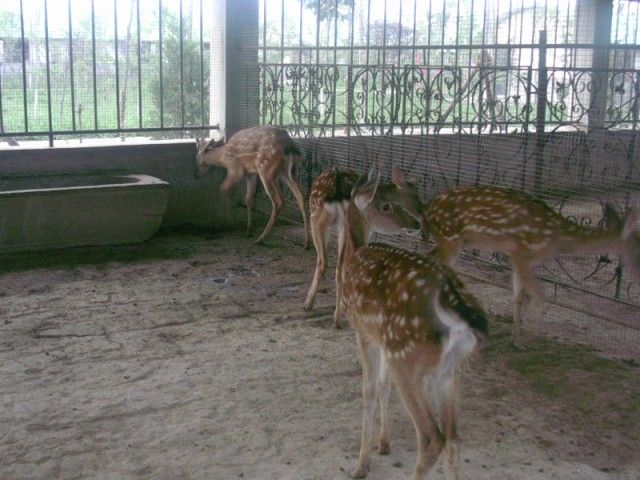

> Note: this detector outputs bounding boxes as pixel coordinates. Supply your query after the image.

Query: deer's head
[195,137,225,178]
[351,170,421,237]
[389,165,424,222]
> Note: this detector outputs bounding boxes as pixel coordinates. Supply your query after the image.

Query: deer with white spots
[338,173,488,480]
[390,173,640,347]
[303,166,423,327]
[195,126,310,247]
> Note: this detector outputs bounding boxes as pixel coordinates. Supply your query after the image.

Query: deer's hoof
[303,301,313,312]
[377,440,391,456]
[350,465,369,479]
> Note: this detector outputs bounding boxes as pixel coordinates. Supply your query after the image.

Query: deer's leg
[511,258,543,348]
[376,353,391,455]
[333,212,347,328]
[282,172,310,249]
[388,360,444,480]
[303,208,332,312]
[438,375,461,480]
[220,168,244,194]
[254,172,284,245]
[351,333,379,479]
[434,238,462,268]
[244,174,258,237]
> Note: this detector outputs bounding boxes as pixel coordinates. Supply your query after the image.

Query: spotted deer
[390,172,640,347]
[195,126,310,247]
[338,173,488,480]
[303,166,423,327]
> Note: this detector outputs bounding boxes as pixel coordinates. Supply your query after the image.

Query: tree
[149,9,209,137]
[302,0,350,24]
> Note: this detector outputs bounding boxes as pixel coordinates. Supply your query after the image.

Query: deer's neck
[342,201,370,263]
[556,222,623,255]
[206,148,226,169]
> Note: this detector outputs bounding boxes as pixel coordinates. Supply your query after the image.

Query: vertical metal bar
[0,58,4,138]
[454,0,460,132]
[516,0,524,112]
[478,0,488,134]
[280,0,285,126]
[137,0,143,129]
[425,0,432,134]
[91,0,98,129]
[366,0,371,66]
[632,2,639,73]
[397,0,402,67]
[365,0,371,130]
[521,65,533,189]
[179,0,185,127]
[439,0,446,127]
[159,0,164,128]
[552,0,559,70]
[382,0,387,66]
[19,0,28,131]
[613,0,621,57]
[199,0,204,127]
[348,0,354,66]
[114,0,121,129]
[332,0,338,136]
[334,0,338,64]
[44,0,54,145]
[299,0,303,57]
[535,29,548,195]
[505,0,513,127]
[468,0,475,128]
[68,0,76,131]
[410,0,417,131]
[262,0,266,65]
[316,0,320,64]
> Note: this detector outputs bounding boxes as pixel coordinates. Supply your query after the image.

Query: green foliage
[149,9,209,135]
[301,0,351,23]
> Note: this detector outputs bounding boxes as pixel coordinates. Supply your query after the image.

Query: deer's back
[425,185,573,254]
[310,168,359,214]
[341,243,449,357]
[223,126,299,173]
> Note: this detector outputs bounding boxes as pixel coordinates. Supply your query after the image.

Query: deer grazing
[195,126,310,247]
[303,166,423,327]
[338,171,488,480]
[390,169,640,347]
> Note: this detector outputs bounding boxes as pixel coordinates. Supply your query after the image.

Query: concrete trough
[0,173,169,253]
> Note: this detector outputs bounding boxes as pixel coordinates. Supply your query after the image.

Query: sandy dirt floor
[1,223,639,480]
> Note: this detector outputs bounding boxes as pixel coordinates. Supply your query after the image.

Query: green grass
[485,318,640,428]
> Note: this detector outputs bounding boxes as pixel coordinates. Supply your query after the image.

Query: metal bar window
[0,0,215,145]
[257,0,640,136]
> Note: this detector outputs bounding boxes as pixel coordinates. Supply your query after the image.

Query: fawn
[195,126,310,247]
[338,171,488,480]
[390,168,640,347]
[303,166,423,327]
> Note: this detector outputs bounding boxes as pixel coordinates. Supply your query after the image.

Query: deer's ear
[391,165,405,186]
[367,164,377,181]
[354,174,380,210]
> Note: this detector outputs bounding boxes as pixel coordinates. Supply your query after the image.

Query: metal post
[534,29,548,195]
[225,0,259,138]
[588,0,613,132]
[210,0,226,138]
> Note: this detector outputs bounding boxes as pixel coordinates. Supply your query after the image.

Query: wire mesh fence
[246,0,640,352]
